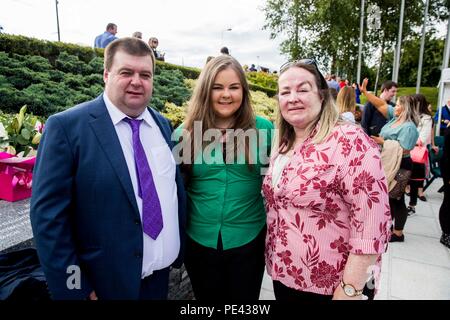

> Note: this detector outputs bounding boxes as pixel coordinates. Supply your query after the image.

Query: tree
[262,0,449,81]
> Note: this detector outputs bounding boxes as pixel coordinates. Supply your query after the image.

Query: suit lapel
[148,107,173,148]
[88,96,140,217]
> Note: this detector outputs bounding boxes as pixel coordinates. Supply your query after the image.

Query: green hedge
[0,34,103,65]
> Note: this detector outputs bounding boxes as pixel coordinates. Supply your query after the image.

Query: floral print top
[262,123,391,296]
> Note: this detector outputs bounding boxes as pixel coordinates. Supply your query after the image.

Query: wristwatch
[340,280,364,297]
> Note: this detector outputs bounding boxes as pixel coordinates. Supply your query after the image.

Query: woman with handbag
[407,94,433,215]
[360,79,419,242]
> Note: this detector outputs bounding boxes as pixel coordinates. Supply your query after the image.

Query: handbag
[410,145,428,164]
[389,168,412,200]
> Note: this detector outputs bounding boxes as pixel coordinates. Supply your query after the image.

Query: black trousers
[273,279,375,301]
[184,226,266,301]
[409,163,425,206]
[439,184,450,234]
[273,281,332,301]
[390,157,413,231]
[139,267,170,300]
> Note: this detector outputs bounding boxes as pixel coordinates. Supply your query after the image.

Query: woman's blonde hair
[182,55,255,167]
[397,95,420,126]
[276,63,339,154]
[336,86,356,114]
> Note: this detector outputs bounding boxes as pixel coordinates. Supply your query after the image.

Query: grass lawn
[360,87,440,112]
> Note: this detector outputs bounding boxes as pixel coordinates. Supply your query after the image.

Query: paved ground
[259,180,450,300]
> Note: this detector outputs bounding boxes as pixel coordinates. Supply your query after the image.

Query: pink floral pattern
[263,124,391,295]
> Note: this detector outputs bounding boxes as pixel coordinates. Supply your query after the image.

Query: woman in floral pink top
[262,60,391,300]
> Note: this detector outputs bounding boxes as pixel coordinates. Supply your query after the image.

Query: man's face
[109,26,117,35]
[104,50,153,117]
[150,39,158,49]
[383,86,398,101]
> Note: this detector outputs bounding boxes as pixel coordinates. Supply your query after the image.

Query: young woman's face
[211,67,243,124]
[278,67,323,130]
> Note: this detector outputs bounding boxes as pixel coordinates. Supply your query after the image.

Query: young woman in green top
[360,78,419,243]
[175,55,273,300]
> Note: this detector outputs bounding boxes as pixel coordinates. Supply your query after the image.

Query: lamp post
[55,0,61,42]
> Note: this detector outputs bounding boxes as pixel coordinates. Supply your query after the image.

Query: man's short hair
[106,23,117,31]
[381,80,398,92]
[104,37,155,72]
[220,47,229,55]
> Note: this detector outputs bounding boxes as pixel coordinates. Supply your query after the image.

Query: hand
[360,78,368,93]
[432,145,439,154]
[371,135,384,145]
[89,291,98,300]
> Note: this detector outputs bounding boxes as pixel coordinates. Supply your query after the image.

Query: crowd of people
[28,34,449,302]
[94,23,165,61]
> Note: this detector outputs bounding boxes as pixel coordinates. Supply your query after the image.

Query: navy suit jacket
[30,95,186,300]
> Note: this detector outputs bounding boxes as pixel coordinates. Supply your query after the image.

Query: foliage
[156,60,201,80]
[0,34,103,65]
[152,69,192,111]
[246,71,278,90]
[161,102,188,129]
[251,90,278,122]
[378,36,444,87]
[0,105,42,156]
[262,0,449,80]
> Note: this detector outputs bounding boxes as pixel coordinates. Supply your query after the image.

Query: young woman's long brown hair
[181,55,256,173]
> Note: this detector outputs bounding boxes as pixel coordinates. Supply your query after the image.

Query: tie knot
[124,117,142,133]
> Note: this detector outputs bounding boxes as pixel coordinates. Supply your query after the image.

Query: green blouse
[175,116,274,250]
[380,106,419,151]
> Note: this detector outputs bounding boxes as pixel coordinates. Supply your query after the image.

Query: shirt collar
[103,93,153,127]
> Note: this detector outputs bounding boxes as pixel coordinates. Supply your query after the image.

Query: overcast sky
[0,0,287,71]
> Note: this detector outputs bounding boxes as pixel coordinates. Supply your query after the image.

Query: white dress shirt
[103,94,179,278]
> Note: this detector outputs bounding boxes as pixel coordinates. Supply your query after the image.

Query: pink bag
[410,145,428,164]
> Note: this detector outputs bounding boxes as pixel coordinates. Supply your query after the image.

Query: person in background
[175,55,273,301]
[220,46,230,55]
[326,74,340,93]
[148,37,165,61]
[132,31,143,39]
[360,80,398,137]
[263,60,390,301]
[406,94,433,215]
[336,85,357,123]
[360,78,419,243]
[94,23,118,49]
[30,37,186,300]
[439,127,450,248]
[249,64,257,72]
[352,83,361,104]
[434,98,450,136]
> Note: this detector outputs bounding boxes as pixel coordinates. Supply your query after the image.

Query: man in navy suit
[30,37,186,300]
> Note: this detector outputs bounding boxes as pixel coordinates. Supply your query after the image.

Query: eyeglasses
[279,58,328,89]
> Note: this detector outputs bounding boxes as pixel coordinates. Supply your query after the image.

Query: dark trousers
[409,162,425,206]
[139,267,170,300]
[409,180,423,206]
[184,227,266,301]
[273,280,332,301]
[390,157,412,231]
[439,184,450,234]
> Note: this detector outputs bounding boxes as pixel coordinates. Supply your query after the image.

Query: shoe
[418,195,427,202]
[407,206,416,216]
[389,233,405,243]
[440,234,450,249]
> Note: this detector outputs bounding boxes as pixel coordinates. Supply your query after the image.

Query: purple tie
[124,118,163,240]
